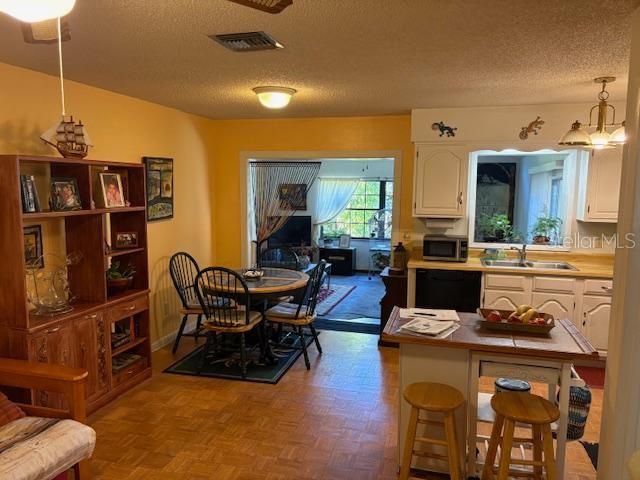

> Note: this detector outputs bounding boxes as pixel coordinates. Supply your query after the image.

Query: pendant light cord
[57,17,66,116]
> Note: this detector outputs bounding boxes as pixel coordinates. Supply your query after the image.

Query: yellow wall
[0,62,213,344]
[207,116,413,266]
[0,61,414,344]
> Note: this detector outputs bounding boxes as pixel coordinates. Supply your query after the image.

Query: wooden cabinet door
[29,323,74,409]
[75,311,110,401]
[532,292,575,323]
[413,147,467,217]
[581,295,612,352]
[482,290,529,310]
[579,149,622,222]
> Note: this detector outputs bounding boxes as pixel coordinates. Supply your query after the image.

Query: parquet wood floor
[88,331,601,479]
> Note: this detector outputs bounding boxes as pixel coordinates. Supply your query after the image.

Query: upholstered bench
[0,358,95,480]
[0,417,95,480]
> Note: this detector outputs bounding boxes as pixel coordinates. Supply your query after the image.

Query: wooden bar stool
[400,382,464,480]
[482,392,560,480]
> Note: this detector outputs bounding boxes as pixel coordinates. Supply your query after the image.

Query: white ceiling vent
[211,31,283,52]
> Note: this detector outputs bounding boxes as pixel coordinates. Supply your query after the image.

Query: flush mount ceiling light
[559,77,626,149]
[253,86,296,109]
[0,0,76,22]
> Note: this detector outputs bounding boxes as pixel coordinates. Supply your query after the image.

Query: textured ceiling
[0,0,633,119]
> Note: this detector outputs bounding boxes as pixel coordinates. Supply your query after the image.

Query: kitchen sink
[525,260,578,271]
[481,259,529,268]
[481,258,578,271]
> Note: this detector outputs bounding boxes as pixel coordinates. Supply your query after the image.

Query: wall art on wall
[278,183,307,210]
[431,121,457,137]
[144,157,174,221]
[519,116,545,140]
[23,225,44,268]
[50,177,82,211]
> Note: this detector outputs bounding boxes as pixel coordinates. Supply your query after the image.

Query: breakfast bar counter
[382,307,598,478]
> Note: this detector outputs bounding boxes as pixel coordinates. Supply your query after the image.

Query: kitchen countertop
[407,251,614,279]
[382,307,599,360]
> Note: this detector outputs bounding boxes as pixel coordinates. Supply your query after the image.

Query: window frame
[467,149,577,251]
[322,180,393,240]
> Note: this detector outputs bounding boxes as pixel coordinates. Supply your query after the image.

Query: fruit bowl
[477,308,555,335]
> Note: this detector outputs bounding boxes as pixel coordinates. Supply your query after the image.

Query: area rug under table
[164,333,315,384]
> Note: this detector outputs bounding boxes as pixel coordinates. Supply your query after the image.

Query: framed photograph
[50,177,82,211]
[144,157,173,221]
[115,232,138,249]
[279,183,307,210]
[339,234,351,248]
[99,173,126,208]
[23,225,44,268]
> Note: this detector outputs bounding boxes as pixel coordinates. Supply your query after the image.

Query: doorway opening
[243,154,400,334]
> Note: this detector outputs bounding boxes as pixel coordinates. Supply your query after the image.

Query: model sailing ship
[40,115,93,159]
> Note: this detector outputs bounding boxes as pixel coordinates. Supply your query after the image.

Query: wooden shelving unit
[0,154,152,413]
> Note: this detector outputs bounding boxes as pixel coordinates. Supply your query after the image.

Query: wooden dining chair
[264,261,326,370]
[195,267,264,378]
[258,247,300,270]
[169,252,205,354]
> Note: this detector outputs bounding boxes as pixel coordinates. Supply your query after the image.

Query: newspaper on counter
[398,308,461,322]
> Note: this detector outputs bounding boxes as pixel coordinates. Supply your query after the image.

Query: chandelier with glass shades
[558,77,626,149]
[0,0,76,22]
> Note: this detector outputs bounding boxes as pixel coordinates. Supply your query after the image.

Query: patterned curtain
[249,161,321,259]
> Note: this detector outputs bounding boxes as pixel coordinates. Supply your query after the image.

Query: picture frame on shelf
[23,225,44,268]
[50,177,82,211]
[144,157,173,221]
[339,234,351,248]
[99,172,126,208]
[20,175,41,213]
[114,232,138,249]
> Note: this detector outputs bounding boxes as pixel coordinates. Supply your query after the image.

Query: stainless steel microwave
[422,235,469,262]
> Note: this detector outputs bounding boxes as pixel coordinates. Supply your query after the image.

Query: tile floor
[88,330,601,479]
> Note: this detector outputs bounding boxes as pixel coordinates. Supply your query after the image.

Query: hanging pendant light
[558,77,625,149]
[40,17,92,159]
[610,121,626,144]
[0,0,76,23]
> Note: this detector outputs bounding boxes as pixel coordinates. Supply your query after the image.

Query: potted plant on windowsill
[479,213,513,243]
[531,215,562,245]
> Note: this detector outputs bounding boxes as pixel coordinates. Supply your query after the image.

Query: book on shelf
[20,175,41,213]
[112,353,142,373]
[111,332,132,349]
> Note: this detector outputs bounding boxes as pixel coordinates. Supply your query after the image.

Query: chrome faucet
[510,244,527,262]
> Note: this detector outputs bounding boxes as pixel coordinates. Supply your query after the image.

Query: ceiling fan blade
[226,0,293,14]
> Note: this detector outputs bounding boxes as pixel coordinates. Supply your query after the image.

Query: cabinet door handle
[46,327,60,334]
[85,313,99,320]
[458,192,463,205]
[601,286,613,294]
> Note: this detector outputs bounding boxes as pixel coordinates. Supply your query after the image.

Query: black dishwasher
[415,269,481,312]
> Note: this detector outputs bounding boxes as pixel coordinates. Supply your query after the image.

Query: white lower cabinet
[531,292,575,323]
[482,273,611,353]
[483,290,529,310]
[580,295,612,353]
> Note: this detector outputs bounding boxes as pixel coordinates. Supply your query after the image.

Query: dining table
[203,267,310,363]
[382,306,599,479]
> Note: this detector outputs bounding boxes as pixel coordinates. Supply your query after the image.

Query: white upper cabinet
[413,146,468,218]
[576,148,622,222]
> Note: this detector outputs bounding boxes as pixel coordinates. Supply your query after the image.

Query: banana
[520,308,539,323]
[516,304,533,315]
